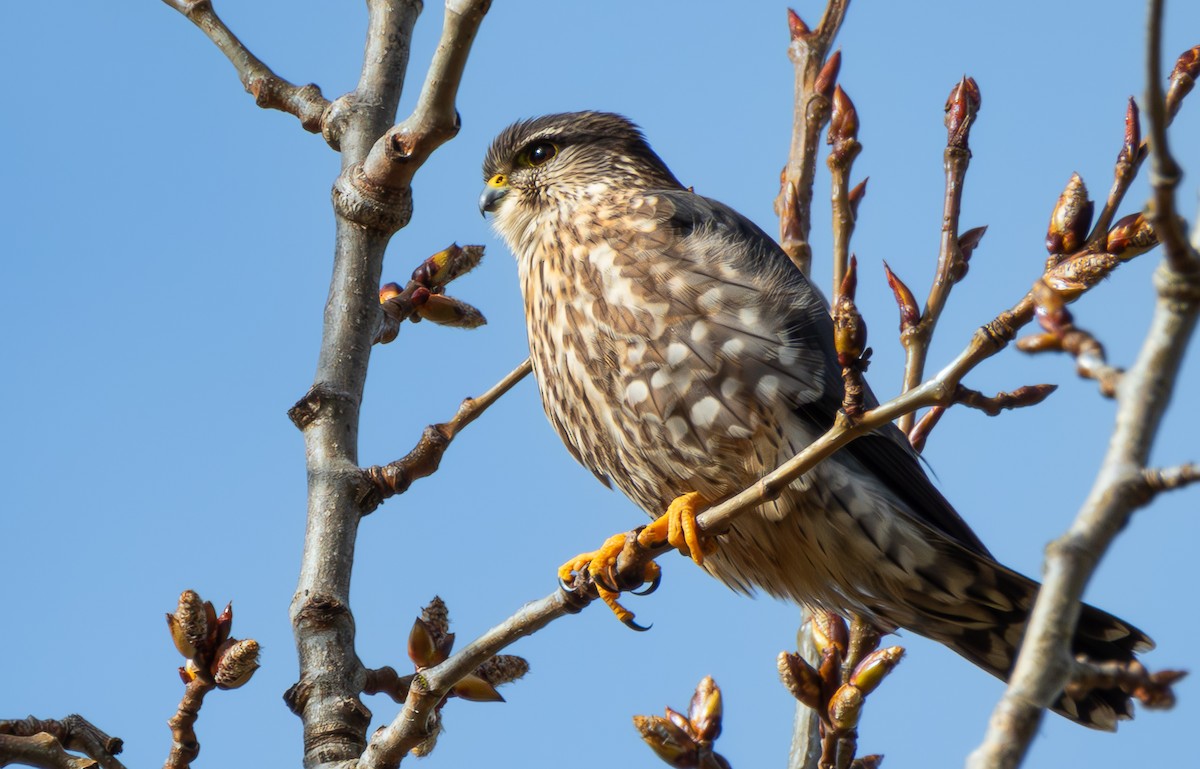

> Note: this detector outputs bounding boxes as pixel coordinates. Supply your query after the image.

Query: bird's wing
[633,188,992,557]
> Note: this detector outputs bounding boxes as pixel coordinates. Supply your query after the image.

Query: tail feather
[876,546,1152,731]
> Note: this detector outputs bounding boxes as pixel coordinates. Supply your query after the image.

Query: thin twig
[363,358,532,505]
[359,589,591,769]
[827,86,862,294]
[1145,1,1200,271]
[360,0,493,191]
[163,679,215,769]
[776,1,851,276]
[159,0,332,137]
[897,77,980,434]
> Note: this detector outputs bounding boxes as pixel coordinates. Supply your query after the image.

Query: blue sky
[2,1,1198,768]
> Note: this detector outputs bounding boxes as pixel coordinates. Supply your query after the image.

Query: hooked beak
[479,174,509,216]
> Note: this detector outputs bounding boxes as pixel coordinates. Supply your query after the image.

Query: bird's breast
[516,214,784,514]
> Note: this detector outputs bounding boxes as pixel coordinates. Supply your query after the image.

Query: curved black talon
[621,615,653,632]
[591,567,621,595]
[629,570,662,596]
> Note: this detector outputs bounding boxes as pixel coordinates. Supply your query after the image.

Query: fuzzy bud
[1045,173,1092,255]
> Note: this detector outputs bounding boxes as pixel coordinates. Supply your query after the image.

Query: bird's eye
[518,141,558,168]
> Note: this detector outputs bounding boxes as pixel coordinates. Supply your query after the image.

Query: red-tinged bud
[1167,45,1200,116]
[945,76,981,150]
[212,638,260,690]
[416,294,487,328]
[379,282,403,303]
[1106,212,1158,258]
[688,676,723,743]
[828,86,861,167]
[778,651,824,711]
[828,683,864,731]
[1172,45,1200,80]
[811,611,849,657]
[787,8,811,40]
[1045,173,1092,255]
[664,706,693,737]
[856,755,884,769]
[815,50,842,100]
[848,177,868,219]
[780,180,803,244]
[848,647,905,695]
[1118,98,1141,165]
[213,602,233,648]
[408,617,439,668]
[883,262,920,332]
[412,244,484,287]
[450,672,504,702]
[955,225,987,282]
[834,258,866,366]
[410,285,431,307]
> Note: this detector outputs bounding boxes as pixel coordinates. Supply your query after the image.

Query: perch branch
[160,0,332,138]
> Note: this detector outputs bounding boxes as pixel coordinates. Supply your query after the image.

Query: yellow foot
[636,491,717,567]
[558,532,662,631]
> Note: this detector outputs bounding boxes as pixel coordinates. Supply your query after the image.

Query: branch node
[331,164,414,234]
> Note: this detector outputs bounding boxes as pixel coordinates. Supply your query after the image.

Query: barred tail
[875,546,1154,731]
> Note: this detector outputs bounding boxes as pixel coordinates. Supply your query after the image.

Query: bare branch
[1145,3,1200,272]
[827,85,862,292]
[1139,463,1200,498]
[362,358,532,505]
[160,0,332,137]
[360,0,493,192]
[967,14,1200,766]
[364,667,415,704]
[897,77,981,434]
[776,2,851,275]
[287,2,426,766]
[0,717,124,769]
[163,679,215,769]
[359,588,591,769]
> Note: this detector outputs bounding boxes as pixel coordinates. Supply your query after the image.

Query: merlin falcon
[479,111,1150,729]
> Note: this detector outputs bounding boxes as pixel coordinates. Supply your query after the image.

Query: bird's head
[479,111,681,244]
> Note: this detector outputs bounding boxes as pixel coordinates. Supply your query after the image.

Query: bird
[479,110,1151,730]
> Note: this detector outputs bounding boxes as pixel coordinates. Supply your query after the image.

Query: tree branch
[359,588,591,769]
[967,12,1200,766]
[363,358,532,505]
[1144,0,1200,273]
[160,0,332,137]
[0,717,124,769]
[776,1,851,276]
[897,77,980,434]
[360,0,493,192]
[286,2,423,767]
